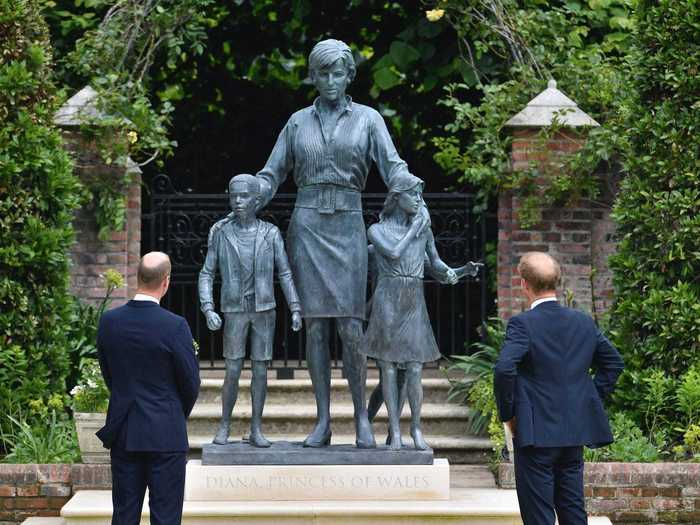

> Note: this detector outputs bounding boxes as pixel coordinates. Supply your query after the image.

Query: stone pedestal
[185,458,450,501]
[202,441,433,465]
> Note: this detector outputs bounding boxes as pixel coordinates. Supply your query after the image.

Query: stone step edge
[59,490,612,524]
[188,434,493,450]
[190,403,471,419]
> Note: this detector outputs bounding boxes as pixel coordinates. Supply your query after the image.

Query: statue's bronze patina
[199,174,302,448]
[253,39,431,449]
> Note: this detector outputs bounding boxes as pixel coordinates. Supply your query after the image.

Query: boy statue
[199,174,302,447]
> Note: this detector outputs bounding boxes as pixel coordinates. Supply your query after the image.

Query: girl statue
[362,175,459,451]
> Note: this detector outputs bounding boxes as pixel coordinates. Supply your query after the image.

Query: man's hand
[291,311,302,332]
[205,310,222,331]
[505,417,517,437]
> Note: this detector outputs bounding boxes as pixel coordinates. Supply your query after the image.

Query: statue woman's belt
[296,185,362,214]
[379,274,421,280]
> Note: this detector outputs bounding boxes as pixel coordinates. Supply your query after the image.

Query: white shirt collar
[133,293,159,304]
[531,296,557,310]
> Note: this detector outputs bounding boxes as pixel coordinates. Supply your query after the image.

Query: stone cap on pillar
[53,85,141,174]
[505,79,600,128]
[54,86,105,127]
[53,85,134,127]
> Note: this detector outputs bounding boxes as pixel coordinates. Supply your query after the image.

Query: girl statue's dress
[362,223,441,365]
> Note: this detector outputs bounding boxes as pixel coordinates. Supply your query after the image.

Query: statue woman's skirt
[287,207,367,319]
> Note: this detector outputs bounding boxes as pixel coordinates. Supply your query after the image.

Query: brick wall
[498,128,617,319]
[498,462,700,524]
[0,464,110,523]
[60,130,141,307]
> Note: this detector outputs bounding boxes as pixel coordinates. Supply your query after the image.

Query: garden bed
[498,462,700,524]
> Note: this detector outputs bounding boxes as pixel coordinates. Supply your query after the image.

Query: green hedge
[0,0,82,440]
[610,0,700,439]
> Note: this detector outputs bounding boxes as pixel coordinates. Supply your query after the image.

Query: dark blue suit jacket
[96,300,200,452]
[494,302,624,449]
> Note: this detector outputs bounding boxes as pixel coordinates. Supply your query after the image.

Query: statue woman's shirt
[256,97,410,200]
[253,97,413,319]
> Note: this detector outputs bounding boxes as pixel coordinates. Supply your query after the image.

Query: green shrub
[585,413,662,463]
[0,0,82,450]
[609,0,700,439]
[447,318,505,460]
[676,367,700,430]
[447,318,505,434]
[71,359,109,413]
[1,410,79,464]
[64,268,124,392]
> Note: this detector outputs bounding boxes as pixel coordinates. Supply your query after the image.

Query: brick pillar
[54,87,143,307]
[59,130,141,308]
[497,129,616,319]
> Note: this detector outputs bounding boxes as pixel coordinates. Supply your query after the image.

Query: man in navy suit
[96,252,200,525]
[494,252,623,525]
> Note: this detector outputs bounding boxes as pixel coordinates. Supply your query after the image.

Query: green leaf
[373,67,402,90]
[389,41,420,70]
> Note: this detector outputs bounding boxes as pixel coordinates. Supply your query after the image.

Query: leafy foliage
[45,0,217,236]
[584,412,661,463]
[447,318,505,453]
[433,0,633,220]
[608,0,700,439]
[1,410,79,464]
[0,0,81,449]
[71,359,109,413]
[64,268,123,391]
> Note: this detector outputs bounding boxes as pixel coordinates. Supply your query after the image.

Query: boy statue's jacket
[198,217,300,313]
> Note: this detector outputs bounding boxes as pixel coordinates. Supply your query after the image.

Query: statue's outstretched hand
[291,311,302,332]
[205,310,222,331]
[446,268,458,285]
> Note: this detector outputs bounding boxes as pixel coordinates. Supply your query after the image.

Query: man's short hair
[228,174,260,195]
[137,252,171,289]
[517,252,561,294]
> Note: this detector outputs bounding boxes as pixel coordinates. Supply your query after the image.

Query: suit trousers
[513,445,587,525]
[110,447,186,525]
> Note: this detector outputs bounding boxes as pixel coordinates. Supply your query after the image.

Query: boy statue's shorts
[223,309,276,361]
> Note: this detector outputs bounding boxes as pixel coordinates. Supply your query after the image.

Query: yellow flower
[104,268,125,290]
[425,9,445,22]
[127,130,138,144]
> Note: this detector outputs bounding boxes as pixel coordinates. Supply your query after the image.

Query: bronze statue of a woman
[254,39,428,448]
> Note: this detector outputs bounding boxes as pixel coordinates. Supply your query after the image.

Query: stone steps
[196,377,452,404]
[188,376,489,464]
[57,489,614,525]
[188,402,473,437]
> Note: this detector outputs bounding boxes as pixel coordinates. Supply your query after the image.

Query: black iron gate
[143,174,494,374]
